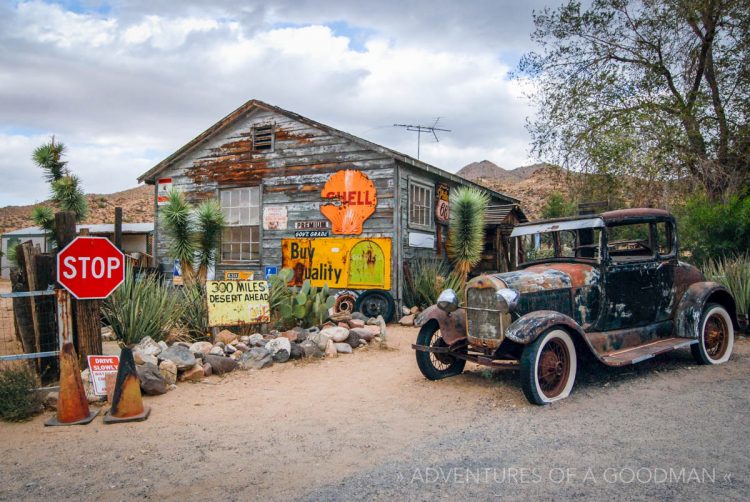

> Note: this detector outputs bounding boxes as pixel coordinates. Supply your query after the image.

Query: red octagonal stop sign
[57,236,126,299]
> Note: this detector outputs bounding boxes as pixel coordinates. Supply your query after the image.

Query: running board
[600,337,697,367]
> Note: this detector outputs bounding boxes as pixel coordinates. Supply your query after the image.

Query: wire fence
[0,287,59,383]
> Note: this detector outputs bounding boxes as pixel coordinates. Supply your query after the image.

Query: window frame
[408,178,434,231]
[219,186,262,264]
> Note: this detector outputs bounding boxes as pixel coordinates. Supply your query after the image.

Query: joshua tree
[161,189,225,284]
[446,186,489,282]
[30,138,88,238]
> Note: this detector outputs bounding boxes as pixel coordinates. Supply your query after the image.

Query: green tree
[520,0,750,201]
[541,191,577,219]
[30,138,88,237]
[447,187,489,281]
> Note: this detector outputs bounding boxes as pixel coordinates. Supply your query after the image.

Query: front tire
[691,303,734,365]
[520,328,577,405]
[415,321,466,380]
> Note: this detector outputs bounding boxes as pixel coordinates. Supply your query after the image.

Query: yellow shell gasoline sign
[281,238,391,290]
[206,280,270,326]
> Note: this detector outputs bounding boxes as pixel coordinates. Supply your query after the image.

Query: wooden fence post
[75,227,102,366]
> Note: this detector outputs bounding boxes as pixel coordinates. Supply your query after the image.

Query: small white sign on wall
[263,206,288,230]
[409,232,435,249]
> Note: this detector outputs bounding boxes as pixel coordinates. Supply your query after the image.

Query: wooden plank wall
[153,108,398,296]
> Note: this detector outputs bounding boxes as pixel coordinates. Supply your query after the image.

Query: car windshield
[515,227,602,265]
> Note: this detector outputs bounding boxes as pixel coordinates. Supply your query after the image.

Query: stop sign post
[57,236,126,300]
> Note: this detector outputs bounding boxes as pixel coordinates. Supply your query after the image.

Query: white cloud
[14,1,117,49]
[0,1,552,206]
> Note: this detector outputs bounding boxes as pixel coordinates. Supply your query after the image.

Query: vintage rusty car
[413,209,738,405]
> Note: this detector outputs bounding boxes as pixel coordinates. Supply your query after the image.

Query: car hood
[487,263,600,293]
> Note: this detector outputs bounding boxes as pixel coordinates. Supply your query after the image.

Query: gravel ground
[1,326,748,501]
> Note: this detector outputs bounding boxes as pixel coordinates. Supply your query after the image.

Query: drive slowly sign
[57,236,126,299]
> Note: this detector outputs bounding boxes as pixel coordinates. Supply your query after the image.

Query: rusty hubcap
[703,313,729,360]
[538,338,570,398]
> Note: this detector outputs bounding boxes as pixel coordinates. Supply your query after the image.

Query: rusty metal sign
[436,183,450,224]
[319,170,377,235]
[223,270,254,280]
[206,280,270,326]
[281,237,391,290]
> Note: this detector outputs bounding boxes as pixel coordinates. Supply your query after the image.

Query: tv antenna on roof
[393,118,451,160]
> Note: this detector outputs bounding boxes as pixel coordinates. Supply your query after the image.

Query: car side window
[655,221,675,257]
[607,223,654,262]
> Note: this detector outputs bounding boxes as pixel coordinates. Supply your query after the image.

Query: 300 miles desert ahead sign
[206,280,270,326]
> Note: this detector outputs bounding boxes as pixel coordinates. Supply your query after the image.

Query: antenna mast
[393,118,451,160]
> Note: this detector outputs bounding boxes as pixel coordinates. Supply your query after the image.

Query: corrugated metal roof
[485,204,528,225]
[2,222,153,237]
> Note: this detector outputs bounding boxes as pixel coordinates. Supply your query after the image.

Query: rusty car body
[412,209,738,405]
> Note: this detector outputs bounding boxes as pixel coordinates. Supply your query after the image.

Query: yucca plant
[32,139,66,183]
[102,264,184,345]
[160,190,226,285]
[161,189,197,284]
[195,199,225,281]
[179,281,210,341]
[703,253,750,316]
[51,175,89,221]
[447,186,489,281]
[405,258,465,308]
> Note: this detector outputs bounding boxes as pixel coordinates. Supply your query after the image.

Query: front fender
[505,310,586,345]
[675,282,738,339]
[414,305,467,345]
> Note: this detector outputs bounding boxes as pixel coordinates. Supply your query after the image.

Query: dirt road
[1,326,748,501]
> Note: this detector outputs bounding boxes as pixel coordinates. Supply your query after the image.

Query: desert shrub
[702,253,750,316]
[404,258,464,309]
[102,264,184,345]
[179,281,210,341]
[678,193,750,264]
[541,191,576,219]
[0,367,40,422]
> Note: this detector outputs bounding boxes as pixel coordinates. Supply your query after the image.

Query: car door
[597,221,661,330]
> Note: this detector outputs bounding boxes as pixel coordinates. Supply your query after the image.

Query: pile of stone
[112,312,388,396]
[398,306,422,326]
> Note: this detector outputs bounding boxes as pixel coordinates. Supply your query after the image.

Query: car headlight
[496,288,519,314]
[436,288,460,313]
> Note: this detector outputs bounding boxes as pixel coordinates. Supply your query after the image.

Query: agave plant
[446,186,489,281]
[703,253,750,316]
[102,263,184,345]
[404,258,465,308]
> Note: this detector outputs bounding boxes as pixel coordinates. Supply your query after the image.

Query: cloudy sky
[0,0,559,206]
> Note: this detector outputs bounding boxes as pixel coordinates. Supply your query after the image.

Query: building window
[220,187,260,262]
[409,181,433,228]
[252,125,274,152]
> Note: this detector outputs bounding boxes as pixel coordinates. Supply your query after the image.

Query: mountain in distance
[456,160,552,184]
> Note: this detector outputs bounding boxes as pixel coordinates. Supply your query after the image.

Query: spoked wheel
[692,303,734,365]
[520,328,577,405]
[415,321,466,380]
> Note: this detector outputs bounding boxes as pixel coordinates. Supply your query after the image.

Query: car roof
[513,208,674,233]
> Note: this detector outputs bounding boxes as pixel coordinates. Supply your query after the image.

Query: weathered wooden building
[138,100,522,320]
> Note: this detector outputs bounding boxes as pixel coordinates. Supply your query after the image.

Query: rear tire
[691,303,734,365]
[415,321,466,380]
[520,328,577,405]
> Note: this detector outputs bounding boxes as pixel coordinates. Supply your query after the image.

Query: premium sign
[282,237,391,290]
[319,170,377,235]
[294,220,330,237]
[157,178,173,205]
[436,183,450,224]
[206,280,270,326]
[87,355,120,396]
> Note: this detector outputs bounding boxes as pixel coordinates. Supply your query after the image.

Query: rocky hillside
[458,161,569,219]
[0,185,153,235]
